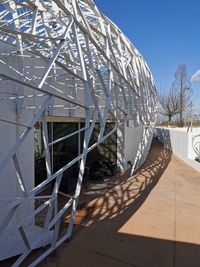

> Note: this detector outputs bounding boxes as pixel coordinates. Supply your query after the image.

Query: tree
[158,87,180,124]
[172,64,192,126]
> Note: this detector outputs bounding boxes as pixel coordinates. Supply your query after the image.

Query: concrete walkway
[40,139,200,267]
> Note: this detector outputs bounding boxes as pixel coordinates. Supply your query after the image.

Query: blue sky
[94,0,200,108]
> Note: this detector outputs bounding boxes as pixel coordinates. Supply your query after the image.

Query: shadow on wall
[155,128,172,151]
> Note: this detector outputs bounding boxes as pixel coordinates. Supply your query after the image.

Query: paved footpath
[40,139,200,267]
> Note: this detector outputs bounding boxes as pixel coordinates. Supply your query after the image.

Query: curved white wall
[156,127,200,173]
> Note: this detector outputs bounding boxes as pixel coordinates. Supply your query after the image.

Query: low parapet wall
[156,127,200,173]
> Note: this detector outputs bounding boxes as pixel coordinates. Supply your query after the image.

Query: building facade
[0,0,156,265]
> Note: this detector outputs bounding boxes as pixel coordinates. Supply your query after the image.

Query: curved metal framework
[0,0,156,265]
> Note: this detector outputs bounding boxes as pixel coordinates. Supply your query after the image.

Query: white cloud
[191,69,200,82]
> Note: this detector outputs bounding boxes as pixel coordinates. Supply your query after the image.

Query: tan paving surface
[37,139,200,267]
[17,139,200,267]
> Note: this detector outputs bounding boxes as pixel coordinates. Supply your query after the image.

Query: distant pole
[187,116,193,133]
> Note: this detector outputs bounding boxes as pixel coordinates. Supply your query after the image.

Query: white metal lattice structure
[0,0,156,265]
